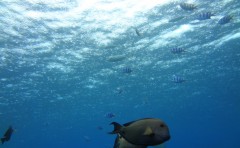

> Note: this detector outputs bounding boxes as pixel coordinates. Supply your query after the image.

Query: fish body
[107,55,126,62]
[122,67,132,74]
[170,47,185,54]
[109,118,170,146]
[114,134,147,148]
[172,75,185,83]
[105,113,116,119]
[180,3,197,11]
[1,126,14,144]
[197,12,214,20]
[218,15,233,25]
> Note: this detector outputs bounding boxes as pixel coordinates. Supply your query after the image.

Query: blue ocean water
[0,0,240,148]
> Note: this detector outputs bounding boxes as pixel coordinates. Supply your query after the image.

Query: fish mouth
[165,135,171,141]
[160,134,171,142]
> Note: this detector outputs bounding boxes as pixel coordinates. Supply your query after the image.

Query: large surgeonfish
[0,126,14,144]
[109,118,170,146]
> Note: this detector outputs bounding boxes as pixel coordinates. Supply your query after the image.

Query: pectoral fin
[143,127,153,136]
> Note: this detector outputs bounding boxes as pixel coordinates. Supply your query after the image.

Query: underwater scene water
[0,0,240,148]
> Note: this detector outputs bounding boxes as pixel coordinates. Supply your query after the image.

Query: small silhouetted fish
[170,47,185,54]
[218,15,233,25]
[114,87,123,94]
[180,2,197,11]
[97,126,103,130]
[0,126,14,144]
[169,16,185,23]
[83,136,91,142]
[107,55,126,62]
[135,28,141,36]
[122,67,132,74]
[105,112,115,119]
[172,75,185,83]
[197,12,214,20]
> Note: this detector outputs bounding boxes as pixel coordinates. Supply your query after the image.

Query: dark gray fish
[218,15,233,25]
[180,2,197,11]
[170,47,185,54]
[109,118,170,146]
[172,75,185,83]
[122,67,132,74]
[168,16,185,23]
[197,12,214,20]
[0,126,14,144]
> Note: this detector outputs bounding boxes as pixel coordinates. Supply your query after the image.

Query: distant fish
[43,122,49,127]
[0,126,14,144]
[114,87,123,94]
[218,15,233,25]
[170,47,185,54]
[197,12,214,20]
[107,55,126,62]
[180,2,197,11]
[122,67,132,74]
[105,112,116,119]
[134,28,141,36]
[172,75,185,83]
[97,126,103,130]
[168,16,185,23]
[83,136,91,142]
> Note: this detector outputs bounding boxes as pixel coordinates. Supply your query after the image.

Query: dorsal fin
[123,121,135,126]
[123,118,153,127]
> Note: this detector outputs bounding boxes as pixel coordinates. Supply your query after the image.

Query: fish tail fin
[109,122,122,134]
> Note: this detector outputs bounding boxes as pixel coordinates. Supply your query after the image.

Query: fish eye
[160,124,165,128]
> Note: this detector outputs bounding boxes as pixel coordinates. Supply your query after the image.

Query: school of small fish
[106,2,235,146]
[2,1,236,147]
